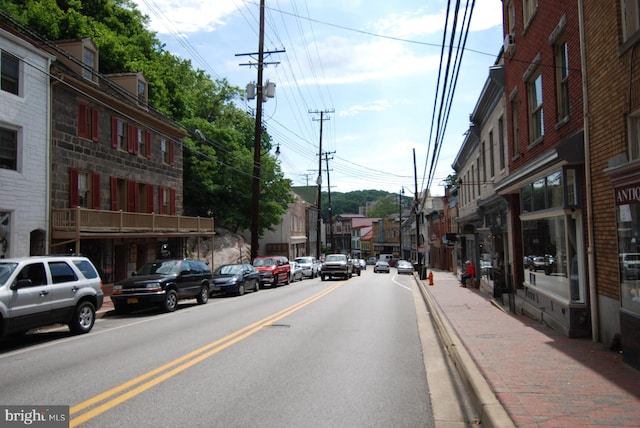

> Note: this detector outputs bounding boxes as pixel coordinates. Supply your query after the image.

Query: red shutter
[127,180,136,212]
[69,168,79,208]
[131,126,139,155]
[77,104,88,138]
[158,186,165,215]
[169,188,176,215]
[146,184,154,213]
[111,118,118,149]
[91,172,100,209]
[169,140,175,166]
[145,132,152,158]
[91,109,99,142]
[110,177,118,211]
[127,124,135,154]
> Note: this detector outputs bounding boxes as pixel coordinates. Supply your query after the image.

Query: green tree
[367,195,400,218]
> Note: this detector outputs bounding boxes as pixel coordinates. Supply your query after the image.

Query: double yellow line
[70,281,344,426]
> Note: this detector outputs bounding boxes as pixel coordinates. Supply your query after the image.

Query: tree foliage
[0,0,292,235]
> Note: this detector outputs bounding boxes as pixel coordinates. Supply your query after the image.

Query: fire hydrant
[427,270,434,286]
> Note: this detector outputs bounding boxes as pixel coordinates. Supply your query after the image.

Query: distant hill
[320,189,397,219]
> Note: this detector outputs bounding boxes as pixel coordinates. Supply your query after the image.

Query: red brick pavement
[421,270,640,427]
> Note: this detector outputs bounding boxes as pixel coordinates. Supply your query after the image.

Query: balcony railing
[52,208,214,236]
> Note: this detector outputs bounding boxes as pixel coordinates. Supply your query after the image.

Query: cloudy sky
[132,0,504,195]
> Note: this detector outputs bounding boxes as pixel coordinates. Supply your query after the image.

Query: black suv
[111,259,212,313]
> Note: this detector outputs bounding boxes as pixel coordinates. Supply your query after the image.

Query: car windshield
[295,258,310,264]
[137,260,181,275]
[215,265,243,275]
[253,258,275,267]
[0,262,18,286]
[325,255,345,262]
[626,254,640,261]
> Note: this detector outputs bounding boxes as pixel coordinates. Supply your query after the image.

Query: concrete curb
[414,274,515,428]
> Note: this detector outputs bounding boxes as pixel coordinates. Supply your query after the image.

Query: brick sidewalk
[420,269,640,427]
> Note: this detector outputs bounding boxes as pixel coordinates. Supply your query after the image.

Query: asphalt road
[0,269,476,427]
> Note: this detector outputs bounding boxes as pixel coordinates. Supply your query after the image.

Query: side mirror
[11,278,33,290]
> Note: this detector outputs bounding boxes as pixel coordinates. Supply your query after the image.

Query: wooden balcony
[51,208,215,240]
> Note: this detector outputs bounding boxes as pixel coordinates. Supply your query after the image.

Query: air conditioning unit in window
[504,33,515,54]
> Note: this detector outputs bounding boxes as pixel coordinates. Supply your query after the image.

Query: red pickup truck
[252,256,291,287]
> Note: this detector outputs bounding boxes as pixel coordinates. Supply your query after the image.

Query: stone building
[44,37,213,282]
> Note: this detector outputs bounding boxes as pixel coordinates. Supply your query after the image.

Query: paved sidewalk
[417,269,640,427]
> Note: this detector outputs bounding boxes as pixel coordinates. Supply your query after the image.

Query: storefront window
[520,169,584,303]
[616,184,640,314]
[522,215,582,302]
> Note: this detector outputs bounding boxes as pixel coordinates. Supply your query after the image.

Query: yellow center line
[70,281,344,427]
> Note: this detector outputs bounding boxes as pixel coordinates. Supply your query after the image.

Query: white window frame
[1,50,20,96]
[555,39,570,122]
[528,71,544,143]
[0,125,19,171]
[523,0,538,28]
[628,110,640,161]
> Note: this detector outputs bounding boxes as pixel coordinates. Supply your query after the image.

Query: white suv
[0,256,104,338]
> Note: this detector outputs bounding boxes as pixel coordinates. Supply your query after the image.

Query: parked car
[396,260,414,275]
[0,255,104,337]
[211,263,259,296]
[294,256,318,278]
[289,261,304,282]
[350,259,362,276]
[252,256,291,287]
[320,254,353,280]
[620,253,640,279]
[358,259,367,270]
[111,258,211,313]
[374,260,390,273]
[529,255,553,275]
[366,257,377,265]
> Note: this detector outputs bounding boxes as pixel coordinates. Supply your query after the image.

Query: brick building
[582,0,640,369]
[496,1,589,337]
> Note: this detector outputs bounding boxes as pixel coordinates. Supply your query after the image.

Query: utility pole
[399,188,403,260]
[413,148,422,277]
[324,151,336,252]
[309,109,333,259]
[237,0,284,261]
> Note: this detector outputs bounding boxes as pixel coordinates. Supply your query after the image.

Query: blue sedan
[212,263,260,296]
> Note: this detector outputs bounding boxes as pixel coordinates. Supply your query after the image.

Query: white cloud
[133,0,239,33]
[339,100,388,117]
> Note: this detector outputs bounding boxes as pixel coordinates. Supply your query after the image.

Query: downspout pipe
[578,0,599,342]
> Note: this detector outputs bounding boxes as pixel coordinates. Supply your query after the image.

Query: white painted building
[0,26,53,257]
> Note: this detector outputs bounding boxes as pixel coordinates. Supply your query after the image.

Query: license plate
[127,297,138,304]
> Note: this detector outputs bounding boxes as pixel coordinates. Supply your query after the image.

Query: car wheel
[321,274,325,281]
[284,273,290,285]
[254,280,260,292]
[197,285,209,304]
[357,270,361,276]
[237,284,245,296]
[69,301,96,334]
[163,289,178,312]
